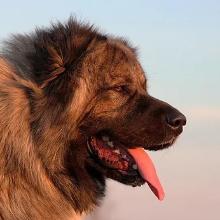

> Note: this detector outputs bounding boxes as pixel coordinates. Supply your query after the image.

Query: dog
[0,18,186,219]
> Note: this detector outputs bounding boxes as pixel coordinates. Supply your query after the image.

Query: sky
[0,0,219,219]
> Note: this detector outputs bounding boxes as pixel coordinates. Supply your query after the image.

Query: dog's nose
[166,110,186,129]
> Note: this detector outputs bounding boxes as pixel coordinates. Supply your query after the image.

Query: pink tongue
[128,148,165,201]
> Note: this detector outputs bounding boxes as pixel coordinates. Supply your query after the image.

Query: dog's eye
[113,85,130,94]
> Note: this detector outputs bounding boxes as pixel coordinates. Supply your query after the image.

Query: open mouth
[87,134,172,201]
[87,135,138,173]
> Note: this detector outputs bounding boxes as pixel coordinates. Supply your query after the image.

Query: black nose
[166,109,186,129]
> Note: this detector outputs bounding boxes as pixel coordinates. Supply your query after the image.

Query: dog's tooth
[107,141,114,148]
[122,154,128,159]
[113,149,120,154]
[102,136,109,142]
[132,164,138,170]
[87,141,93,154]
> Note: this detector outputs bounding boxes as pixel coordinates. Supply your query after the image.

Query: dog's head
[72,38,186,193]
[3,18,186,209]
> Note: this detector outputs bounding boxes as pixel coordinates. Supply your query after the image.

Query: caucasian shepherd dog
[0,18,186,219]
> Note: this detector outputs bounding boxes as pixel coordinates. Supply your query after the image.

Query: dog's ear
[35,35,97,89]
[29,19,106,88]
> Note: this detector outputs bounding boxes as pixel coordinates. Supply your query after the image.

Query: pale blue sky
[0,1,219,220]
